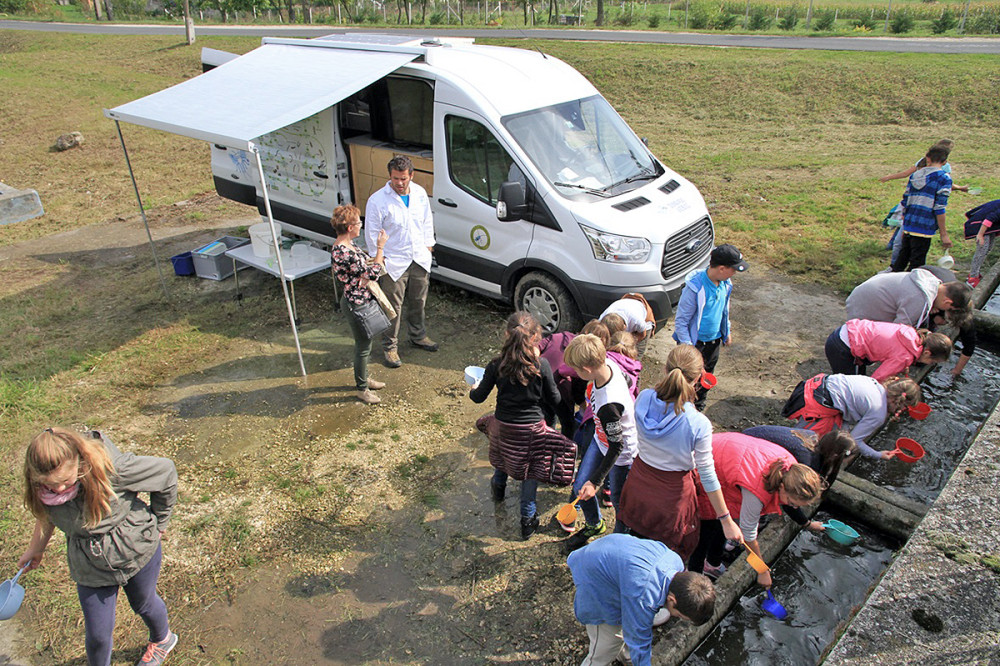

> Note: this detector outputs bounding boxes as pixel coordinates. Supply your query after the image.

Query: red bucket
[892,438,925,463]
[907,402,931,420]
[700,372,718,390]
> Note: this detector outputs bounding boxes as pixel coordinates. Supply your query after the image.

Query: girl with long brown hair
[18,427,179,666]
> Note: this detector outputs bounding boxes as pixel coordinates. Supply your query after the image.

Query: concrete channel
[653,258,1000,665]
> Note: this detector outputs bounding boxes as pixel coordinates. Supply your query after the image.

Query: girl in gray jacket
[18,427,178,666]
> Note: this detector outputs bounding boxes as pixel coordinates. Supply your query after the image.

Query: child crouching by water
[471,312,576,540]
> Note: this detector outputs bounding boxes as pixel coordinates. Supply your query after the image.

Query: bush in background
[714,11,739,28]
[747,6,773,29]
[852,15,877,29]
[779,8,799,30]
[931,8,958,32]
[890,10,915,32]
[813,9,836,29]
[648,12,661,27]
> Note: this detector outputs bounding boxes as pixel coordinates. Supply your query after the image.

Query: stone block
[0,183,44,225]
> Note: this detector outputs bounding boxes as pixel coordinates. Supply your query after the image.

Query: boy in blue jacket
[567,534,715,666]
[672,244,748,410]
[890,144,953,273]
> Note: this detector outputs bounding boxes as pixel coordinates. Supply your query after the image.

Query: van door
[431,108,533,298]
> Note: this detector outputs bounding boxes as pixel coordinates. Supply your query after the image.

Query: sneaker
[490,478,505,502]
[384,349,402,368]
[564,520,606,552]
[356,389,381,405]
[652,607,672,627]
[968,275,982,288]
[600,488,613,508]
[703,561,727,580]
[136,632,178,666]
[367,378,386,390]
[411,337,439,352]
[521,513,540,540]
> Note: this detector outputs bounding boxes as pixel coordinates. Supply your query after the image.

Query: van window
[503,95,661,198]
[446,116,521,205]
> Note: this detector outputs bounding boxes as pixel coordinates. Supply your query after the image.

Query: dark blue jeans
[491,469,540,519]
[572,438,630,527]
[77,543,169,666]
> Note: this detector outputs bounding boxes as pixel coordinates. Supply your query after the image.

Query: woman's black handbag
[350,297,391,338]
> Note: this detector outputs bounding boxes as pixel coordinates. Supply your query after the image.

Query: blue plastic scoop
[0,565,28,621]
[761,589,788,620]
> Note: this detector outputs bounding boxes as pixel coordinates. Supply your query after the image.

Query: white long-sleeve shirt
[364,181,434,281]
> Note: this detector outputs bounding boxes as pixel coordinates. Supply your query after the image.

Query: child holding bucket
[742,426,856,531]
[562,334,640,551]
[781,373,921,460]
[18,427,179,666]
[471,312,576,540]
[617,345,743,565]
[689,432,824,588]
[825,319,952,382]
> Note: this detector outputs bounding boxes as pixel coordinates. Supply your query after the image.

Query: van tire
[514,271,582,333]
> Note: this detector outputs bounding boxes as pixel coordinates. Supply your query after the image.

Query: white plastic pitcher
[249,222,279,258]
[291,241,312,267]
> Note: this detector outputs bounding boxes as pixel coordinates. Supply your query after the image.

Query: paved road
[3,19,1000,53]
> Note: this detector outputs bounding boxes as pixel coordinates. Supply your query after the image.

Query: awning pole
[252,146,308,377]
[115,120,169,300]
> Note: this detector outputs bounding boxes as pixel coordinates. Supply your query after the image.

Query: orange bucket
[907,402,931,420]
[892,438,925,463]
[700,372,718,390]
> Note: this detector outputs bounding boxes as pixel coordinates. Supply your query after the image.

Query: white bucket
[249,222,279,258]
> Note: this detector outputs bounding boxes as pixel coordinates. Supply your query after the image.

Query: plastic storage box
[191,236,249,280]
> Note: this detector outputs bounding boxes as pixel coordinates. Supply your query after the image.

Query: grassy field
[1,31,999,664]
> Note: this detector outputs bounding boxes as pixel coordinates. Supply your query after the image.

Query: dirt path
[0,199,847,665]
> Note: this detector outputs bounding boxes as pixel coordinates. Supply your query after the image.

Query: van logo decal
[471,225,491,250]
[685,239,702,252]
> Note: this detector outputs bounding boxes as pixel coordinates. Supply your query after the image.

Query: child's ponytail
[498,311,543,386]
[921,332,953,362]
[654,344,703,415]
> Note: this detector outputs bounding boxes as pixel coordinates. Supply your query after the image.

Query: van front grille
[661,215,714,280]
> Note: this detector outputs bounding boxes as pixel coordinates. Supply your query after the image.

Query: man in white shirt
[365,156,437,368]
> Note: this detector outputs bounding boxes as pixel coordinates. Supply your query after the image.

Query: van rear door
[431,107,533,298]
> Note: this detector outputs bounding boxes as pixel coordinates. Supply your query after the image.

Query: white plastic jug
[291,241,312,267]
[249,222,279,258]
[938,254,955,270]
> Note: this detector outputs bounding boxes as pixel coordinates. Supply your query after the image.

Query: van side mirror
[496,181,527,222]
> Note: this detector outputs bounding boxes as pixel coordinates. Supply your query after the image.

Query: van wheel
[514,271,582,333]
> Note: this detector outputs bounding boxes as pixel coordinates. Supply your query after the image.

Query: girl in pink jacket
[825,319,952,382]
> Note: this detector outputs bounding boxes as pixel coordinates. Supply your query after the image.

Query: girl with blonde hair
[618,345,743,567]
[19,427,179,666]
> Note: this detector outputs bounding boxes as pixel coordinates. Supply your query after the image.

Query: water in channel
[685,333,1000,665]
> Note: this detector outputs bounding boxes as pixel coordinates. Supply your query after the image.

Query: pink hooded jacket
[845,319,923,382]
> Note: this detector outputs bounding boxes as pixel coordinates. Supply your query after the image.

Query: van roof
[270,33,598,117]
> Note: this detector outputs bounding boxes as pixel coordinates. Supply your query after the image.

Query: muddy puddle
[684,510,896,666]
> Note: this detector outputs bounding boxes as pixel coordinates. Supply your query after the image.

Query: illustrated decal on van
[229,150,251,180]
[470,225,491,250]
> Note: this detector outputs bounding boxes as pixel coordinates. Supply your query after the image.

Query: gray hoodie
[45,432,177,588]
[845,268,941,329]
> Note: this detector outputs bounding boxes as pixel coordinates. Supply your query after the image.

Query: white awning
[104,43,418,150]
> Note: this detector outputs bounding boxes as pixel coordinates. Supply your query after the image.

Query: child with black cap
[672,244,748,410]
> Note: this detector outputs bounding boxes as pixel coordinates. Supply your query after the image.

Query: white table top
[226,243,331,280]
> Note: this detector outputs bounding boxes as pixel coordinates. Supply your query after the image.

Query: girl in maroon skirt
[617,345,743,565]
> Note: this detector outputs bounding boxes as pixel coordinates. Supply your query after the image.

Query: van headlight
[580,225,651,263]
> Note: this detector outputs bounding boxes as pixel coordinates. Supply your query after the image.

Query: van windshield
[503,96,661,198]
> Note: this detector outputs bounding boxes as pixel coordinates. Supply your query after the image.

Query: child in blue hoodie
[672,244,748,410]
[617,345,742,567]
[567,534,715,666]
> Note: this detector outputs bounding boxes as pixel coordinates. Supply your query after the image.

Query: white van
[206,34,713,332]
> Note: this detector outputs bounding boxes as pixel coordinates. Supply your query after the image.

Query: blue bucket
[170,252,194,276]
